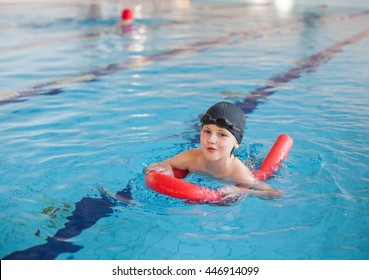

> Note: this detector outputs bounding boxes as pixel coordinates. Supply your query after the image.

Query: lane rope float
[145,134,293,203]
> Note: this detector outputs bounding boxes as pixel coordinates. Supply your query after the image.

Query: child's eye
[220,133,228,137]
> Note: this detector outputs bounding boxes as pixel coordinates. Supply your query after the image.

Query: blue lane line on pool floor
[235,26,369,115]
[1,9,368,105]
[2,12,369,260]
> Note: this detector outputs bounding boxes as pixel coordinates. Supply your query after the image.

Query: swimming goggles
[200,114,241,132]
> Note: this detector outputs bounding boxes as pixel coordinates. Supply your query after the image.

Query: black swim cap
[202,101,245,144]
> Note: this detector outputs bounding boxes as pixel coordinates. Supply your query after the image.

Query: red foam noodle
[145,134,293,203]
[145,171,223,202]
[252,134,293,181]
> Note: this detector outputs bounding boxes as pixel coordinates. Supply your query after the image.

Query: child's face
[200,124,239,161]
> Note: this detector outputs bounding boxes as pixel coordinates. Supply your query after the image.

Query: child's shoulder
[231,156,255,182]
[178,147,201,156]
[168,148,203,172]
[232,156,250,171]
[171,148,201,163]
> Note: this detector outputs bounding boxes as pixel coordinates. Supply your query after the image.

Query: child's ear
[234,143,239,149]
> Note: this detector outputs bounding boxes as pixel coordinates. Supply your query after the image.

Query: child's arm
[145,149,198,177]
[219,185,282,200]
[223,159,283,199]
[236,177,282,198]
[145,161,174,176]
[246,188,282,199]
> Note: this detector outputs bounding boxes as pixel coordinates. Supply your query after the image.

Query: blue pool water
[1,0,369,260]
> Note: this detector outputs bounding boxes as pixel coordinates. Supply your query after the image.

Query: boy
[146,101,282,200]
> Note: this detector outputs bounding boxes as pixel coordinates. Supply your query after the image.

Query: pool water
[1,0,369,260]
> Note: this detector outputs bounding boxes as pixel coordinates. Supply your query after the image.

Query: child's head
[201,101,245,144]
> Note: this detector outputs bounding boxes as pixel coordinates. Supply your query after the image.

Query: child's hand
[145,162,174,177]
[219,185,250,200]
[243,188,283,200]
[250,189,283,199]
[219,185,283,200]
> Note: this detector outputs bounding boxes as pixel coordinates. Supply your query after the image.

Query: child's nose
[208,133,217,143]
